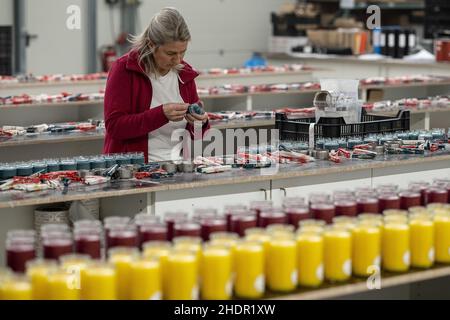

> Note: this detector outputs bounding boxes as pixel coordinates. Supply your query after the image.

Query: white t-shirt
[148,70,187,162]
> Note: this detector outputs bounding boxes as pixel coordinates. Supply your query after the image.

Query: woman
[103,7,209,162]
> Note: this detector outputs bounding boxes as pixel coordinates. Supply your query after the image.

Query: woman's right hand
[163,103,189,122]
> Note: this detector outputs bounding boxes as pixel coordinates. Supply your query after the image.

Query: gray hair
[129,7,191,76]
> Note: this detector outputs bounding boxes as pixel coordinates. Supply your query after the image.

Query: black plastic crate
[276,109,410,143]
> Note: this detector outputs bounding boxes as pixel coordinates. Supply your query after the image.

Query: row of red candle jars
[433,178,450,204]
[73,220,102,259]
[282,197,312,227]
[6,230,36,273]
[409,180,450,205]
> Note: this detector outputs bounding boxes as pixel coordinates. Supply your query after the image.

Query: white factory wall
[0,0,289,74]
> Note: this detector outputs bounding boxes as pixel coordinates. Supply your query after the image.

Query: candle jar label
[191,286,199,300]
[343,260,352,276]
[226,279,233,297]
[149,291,161,300]
[254,275,265,293]
[403,251,410,266]
[428,248,435,263]
[316,264,324,281]
[291,270,298,285]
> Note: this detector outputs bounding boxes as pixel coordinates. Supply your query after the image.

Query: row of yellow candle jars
[434,211,450,263]
[222,231,267,299]
[142,239,199,300]
[108,247,162,300]
[244,226,298,293]
[0,273,32,300]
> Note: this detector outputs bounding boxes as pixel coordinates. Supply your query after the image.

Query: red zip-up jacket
[103,49,210,162]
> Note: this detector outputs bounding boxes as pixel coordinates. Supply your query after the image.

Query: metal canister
[317,150,329,161]
[118,165,134,179]
[162,162,177,174]
[375,145,385,155]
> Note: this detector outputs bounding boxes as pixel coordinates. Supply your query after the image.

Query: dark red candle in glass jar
[357,197,380,214]
[224,205,247,231]
[409,183,429,206]
[259,210,287,228]
[250,201,273,227]
[334,200,358,217]
[378,194,401,212]
[43,237,73,260]
[200,218,227,241]
[6,238,36,273]
[447,184,450,204]
[108,227,138,248]
[230,214,257,237]
[284,206,312,228]
[399,191,422,210]
[139,223,168,247]
[310,203,335,224]
[74,232,101,259]
[426,187,449,204]
[174,222,201,238]
[164,212,188,241]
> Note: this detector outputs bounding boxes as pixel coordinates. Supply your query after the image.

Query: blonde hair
[129,7,191,76]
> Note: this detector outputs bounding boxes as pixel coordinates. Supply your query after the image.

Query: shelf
[0,106,448,148]
[198,69,312,80]
[362,80,450,90]
[0,100,103,110]
[266,52,450,68]
[0,130,105,148]
[268,265,450,300]
[0,152,448,209]
[0,70,313,91]
[0,119,276,148]
[0,79,106,90]
[199,88,319,99]
[1,80,448,109]
[350,2,424,10]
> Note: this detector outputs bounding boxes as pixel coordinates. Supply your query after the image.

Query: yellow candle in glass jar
[209,237,239,274]
[358,213,383,222]
[323,228,352,282]
[200,245,232,300]
[26,259,58,300]
[298,225,324,234]
[434,213,450,263]
[296,232,323,287]
[108,247,139,300]
[266,237,297,292]
[165,251,198,300]
[1,275,32,300]
[173,242,202,268]
[47,269,80,300]
[409,217,434,268]
[266,224,295,236]
[352,224,381,277]
[382,223,410,272]
[245,233,270,273]
[129,257,161,300]
[0,268,12,300]
[383,209,408,217]
[60,254,90,299]
[142,243,171,298]
[82,262,117,300]
[234,241,265,299]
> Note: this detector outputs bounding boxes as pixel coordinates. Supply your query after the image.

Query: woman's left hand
[185,112,208,125]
